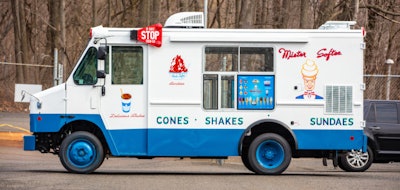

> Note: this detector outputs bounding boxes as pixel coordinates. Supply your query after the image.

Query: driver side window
[73,47,97,85]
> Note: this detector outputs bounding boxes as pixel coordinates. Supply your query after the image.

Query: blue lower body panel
[293,129,365,150]
[106,128,243,157]
[148,129,244,157]
[108,129,365,156]
[108,129,148,156]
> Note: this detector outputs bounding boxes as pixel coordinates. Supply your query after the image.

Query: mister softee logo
[169,55,189,85]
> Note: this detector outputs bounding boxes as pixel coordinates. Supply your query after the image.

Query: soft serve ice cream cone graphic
[296,59,323,99]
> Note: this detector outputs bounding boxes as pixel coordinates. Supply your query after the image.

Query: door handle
[368,126,381,130]
[60,115,75,119]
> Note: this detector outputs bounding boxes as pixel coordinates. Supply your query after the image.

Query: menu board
[237,75,275,110]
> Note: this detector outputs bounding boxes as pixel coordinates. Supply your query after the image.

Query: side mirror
[96,70,106,96]
[97,46,108,60]
[97,70,106,79]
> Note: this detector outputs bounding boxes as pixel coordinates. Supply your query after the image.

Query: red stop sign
[137,23,162,47]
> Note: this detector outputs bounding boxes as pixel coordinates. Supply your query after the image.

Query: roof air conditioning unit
[164,12,205,28]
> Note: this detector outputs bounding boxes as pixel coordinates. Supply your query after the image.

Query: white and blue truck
[24,12,367,174]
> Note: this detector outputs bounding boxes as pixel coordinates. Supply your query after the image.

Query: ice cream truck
[23,12,367,174]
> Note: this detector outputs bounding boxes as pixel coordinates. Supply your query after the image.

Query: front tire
[338,146,373,172]
[59,131,105,174]
[248,133,292,175]
[241,151,254,172]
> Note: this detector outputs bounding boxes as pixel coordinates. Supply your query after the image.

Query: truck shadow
[25,169,365,177]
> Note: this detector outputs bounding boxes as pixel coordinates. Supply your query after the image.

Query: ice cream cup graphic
[121,93,132,113]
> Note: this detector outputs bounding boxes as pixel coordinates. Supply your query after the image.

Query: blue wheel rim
[67,139,96,168]
[256,140,285,169]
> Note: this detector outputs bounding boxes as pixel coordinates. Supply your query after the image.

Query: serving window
[240,47,274,72]
[203,46,274,110]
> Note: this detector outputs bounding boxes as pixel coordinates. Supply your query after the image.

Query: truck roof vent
[318,21,356,30]
[164,12,205,28]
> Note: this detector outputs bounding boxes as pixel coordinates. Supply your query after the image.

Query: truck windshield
[73,47,98,85]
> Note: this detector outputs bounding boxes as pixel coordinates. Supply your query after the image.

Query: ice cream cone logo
[169,55,188,73]
[296,59,323,99]
[169,55,188,80]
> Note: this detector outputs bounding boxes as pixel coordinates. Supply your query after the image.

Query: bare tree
[11,0,29,83]
[237,0,254,28]
[139,0,150,26]
[282,0,292,28]
[2,0,400,112]
[60,0,66,82]
[235,0,240,28]
[209,0,224,28]
[315,0,336,28]
[92,0,96,26]
[300,0,310,28]
[151,0,160,24]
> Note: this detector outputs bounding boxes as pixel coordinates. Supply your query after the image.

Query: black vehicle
[338,100,400,172]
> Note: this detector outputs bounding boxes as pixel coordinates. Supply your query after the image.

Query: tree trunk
[139,0,150,26]
[278,0,291,29]
[300,0,310,29]
[48,0,60,52]
[47,0,61,85]
[352,0,359,22]
[238,0,254,28]
[107,0,111,26]
[92,0,96,26]
[11,0,29,84]
[235,0,241,28]
[151,0,160,24]
[315,0,336,28]
[60,0,66,83]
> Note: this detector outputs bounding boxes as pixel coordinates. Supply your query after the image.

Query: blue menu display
[237,75,275,110]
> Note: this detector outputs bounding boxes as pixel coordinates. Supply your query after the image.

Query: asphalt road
[1,143,400,190]
[0,112,29,133]
[1,112,400,189]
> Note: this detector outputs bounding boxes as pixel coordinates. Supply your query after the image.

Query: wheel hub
[264,149,275,159]
[68,141,95,166]
[78,149,86,156]
[256,140,285,169]
[346,149,369,168]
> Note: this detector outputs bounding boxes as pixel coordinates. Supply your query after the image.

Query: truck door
[66,46,102,117]
[99,45,148,155]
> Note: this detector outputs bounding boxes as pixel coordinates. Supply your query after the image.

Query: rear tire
[248,133,291,175]
[59,131,105,174]
[338,146,373,172]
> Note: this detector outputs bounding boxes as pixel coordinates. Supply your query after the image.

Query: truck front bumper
[23,135,36,151]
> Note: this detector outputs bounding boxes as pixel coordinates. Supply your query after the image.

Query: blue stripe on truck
[27,113,365,156]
